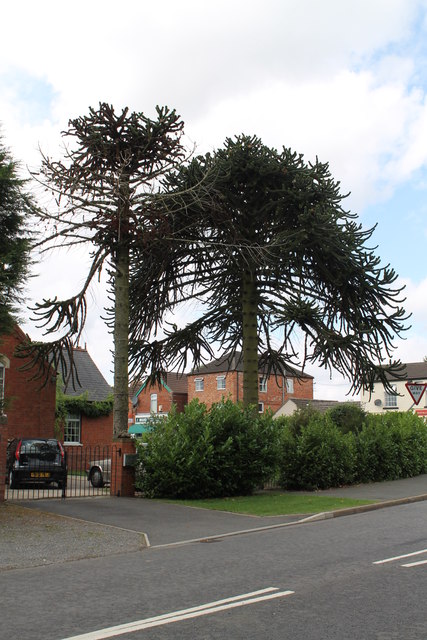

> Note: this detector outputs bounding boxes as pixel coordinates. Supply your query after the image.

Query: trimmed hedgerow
[278,409,427,490]
[135,399,281,499]
[354,412,427,483]
[278,413,356,490]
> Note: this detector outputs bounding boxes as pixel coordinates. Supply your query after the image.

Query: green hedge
[277,409,427,490]
[135,399,281,498]
[277,413,356,490]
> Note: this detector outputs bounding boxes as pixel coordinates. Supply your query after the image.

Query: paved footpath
[2,474,427,570]
[12,473,427,542]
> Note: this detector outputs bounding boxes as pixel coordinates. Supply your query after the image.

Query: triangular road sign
[405,382,427,405]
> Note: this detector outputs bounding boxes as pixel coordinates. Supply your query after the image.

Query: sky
[2,0,427,400]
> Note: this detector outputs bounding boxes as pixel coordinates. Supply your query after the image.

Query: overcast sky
[2,0,427,400]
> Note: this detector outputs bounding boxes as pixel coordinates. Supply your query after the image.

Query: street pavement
[13,473,427,547]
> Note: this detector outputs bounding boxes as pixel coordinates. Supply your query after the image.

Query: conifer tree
[130,135,408,407]
[0,133,33,333]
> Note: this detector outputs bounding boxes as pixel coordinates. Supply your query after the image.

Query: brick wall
[188,371,313,413]
[129,382,188,421]
[1,327,56,440]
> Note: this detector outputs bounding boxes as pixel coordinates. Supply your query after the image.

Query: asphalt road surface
[1,500,426,640]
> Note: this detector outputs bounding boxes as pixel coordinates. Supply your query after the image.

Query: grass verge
[161,492,376,516]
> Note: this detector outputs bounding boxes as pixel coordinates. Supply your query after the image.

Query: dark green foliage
[135,399,281,498]
[278,413,355,490]
[278,409,427,490]
[278,406,322,437]
[328,402,367,434]
[355,412,427,482]
[131,134,408,409]
[0,133,34,333]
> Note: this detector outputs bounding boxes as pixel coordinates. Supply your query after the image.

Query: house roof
[60,347,112,402]
[382,362,427,382]
[131,372,188,399]
[275,398,360,417]
[283,398,341,413]
[190,351,313,379]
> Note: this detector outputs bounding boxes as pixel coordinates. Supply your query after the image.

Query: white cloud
[4,0,427,394]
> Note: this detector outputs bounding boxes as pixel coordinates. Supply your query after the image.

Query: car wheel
[9,470,18,490]
[90,468,104,488]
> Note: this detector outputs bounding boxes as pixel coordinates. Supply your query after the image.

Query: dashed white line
[402,559,427,568]
[373,548,427,565]
[61,587,295,640]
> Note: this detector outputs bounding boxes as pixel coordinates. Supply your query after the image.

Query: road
[1,501,426,640]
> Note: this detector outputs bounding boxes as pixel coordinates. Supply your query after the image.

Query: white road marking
[373,548,427,565]
[61,587,295,640]
[402,559,427,567]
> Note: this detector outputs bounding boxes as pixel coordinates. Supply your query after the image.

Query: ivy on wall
[55,377,113,430]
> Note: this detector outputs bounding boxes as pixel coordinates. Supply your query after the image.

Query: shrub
[328,403,367,434]
[278,413,355,490]
[135,399,281,499]
[355,412,427,483]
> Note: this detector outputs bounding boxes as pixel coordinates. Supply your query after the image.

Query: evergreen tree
[130,135,408,407]
[0,132,33,333]
[19,104,190,436]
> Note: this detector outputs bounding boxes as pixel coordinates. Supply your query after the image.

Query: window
[195,378,204,392]
[217,375,226,390]
[259,376,267,393]
[258,402,264,413]
[385,385,398,408]
[286,378,294,394]
[64,412,81,444]
[150,393,158,413]
[0,364,4,408]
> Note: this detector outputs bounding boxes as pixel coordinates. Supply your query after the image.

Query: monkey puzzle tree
[0,133,33,334]
[21,103,187,436]
[130,134,408,408]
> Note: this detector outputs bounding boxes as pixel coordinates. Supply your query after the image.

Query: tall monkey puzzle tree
[21,104,187,436]
[130,135,408,408]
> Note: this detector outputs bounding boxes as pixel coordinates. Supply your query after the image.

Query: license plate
[31,472,50,478]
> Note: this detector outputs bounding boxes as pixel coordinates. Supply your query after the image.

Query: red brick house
[188,351,313,413]
[129,372,188,432]
[58,346,113,453]
[0,325,56,440]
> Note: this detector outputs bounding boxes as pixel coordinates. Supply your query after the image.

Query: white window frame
[258,402,264,413]
[64,412,81,444]
[216,375,226,390]
[259,376,267,393]
[385,384,398,408]
[195,377,204,392]
[0,364,4,407]
[286,378,294,394]
[150,393,158,413]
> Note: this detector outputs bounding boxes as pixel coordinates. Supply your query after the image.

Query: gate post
[0,415,8,502]
[111,438,136,497]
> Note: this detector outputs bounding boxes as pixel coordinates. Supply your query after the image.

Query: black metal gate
[5,443,120,500]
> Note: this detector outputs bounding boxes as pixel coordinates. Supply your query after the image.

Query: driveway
[16,496,301,547]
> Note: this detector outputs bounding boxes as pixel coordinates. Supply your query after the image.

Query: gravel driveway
[0,503,147,571]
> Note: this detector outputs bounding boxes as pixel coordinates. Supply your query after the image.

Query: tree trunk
[242,268,259,408]
[113,240,130,437]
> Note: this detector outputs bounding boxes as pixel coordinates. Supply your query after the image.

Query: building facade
[129,372,188,431]
[0,325,56,440]
[187,352,314,413]
[361,362,427,416]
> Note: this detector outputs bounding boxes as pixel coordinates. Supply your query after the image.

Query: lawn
[161,492,376,516]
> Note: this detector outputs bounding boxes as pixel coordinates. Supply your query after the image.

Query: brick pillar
[110,438,136,497]
[0,415,8,502]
